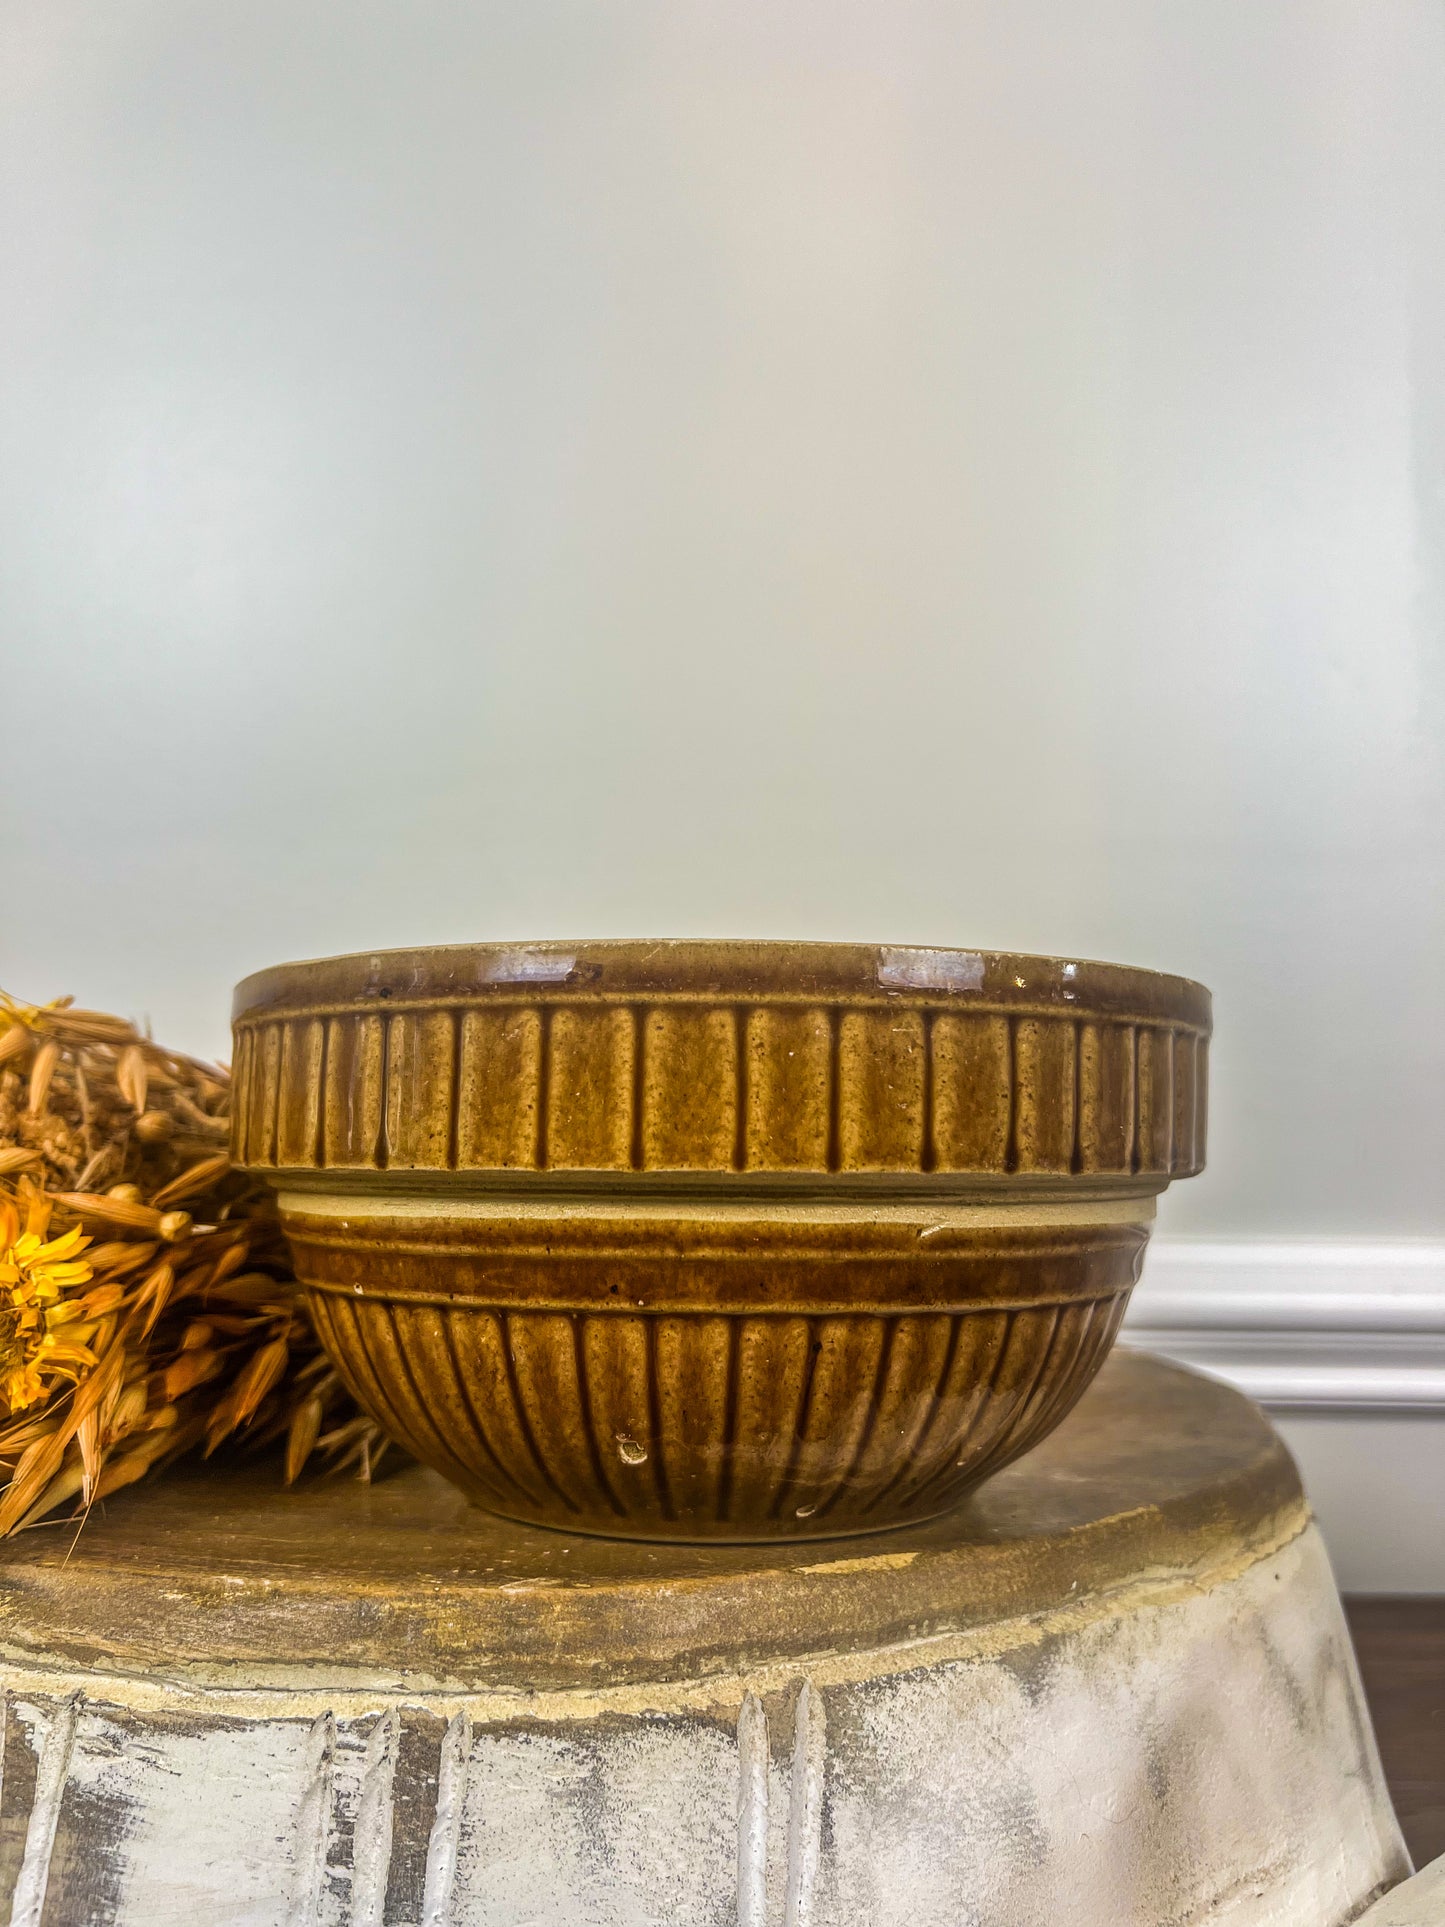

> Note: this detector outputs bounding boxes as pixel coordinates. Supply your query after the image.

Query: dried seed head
[150,1154,229,1210]
[169,1094,229,1139]
[285,1394,324,1485]
[110,1381,148,1441]
[26,1040,59,1116]
[42,1008,132,1045]
[78,1282,126,1318]
[135,1261,175,1337]
[51,1191,163,1235]
[209,1242,249,1286]
[78,1409,102,1500]
[164,1349,223,1401]
[116,1044,148,1114]
[87,1241,161,1279]
[230,1336,289,1427]
[1,989,374,1533]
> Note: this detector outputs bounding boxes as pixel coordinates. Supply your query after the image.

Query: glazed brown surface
[283,1209,1147,1311]
[232,942,1209,1539]
[290,1210,1140,1538]
[304,1270,1133,1540]
[233,939,1212,1024]
[231,940,1209,1182]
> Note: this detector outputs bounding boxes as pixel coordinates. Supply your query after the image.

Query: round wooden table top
[0,1350,1301,1693]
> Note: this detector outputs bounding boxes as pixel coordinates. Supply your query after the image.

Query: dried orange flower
[0,1188,97,1413]
[0,989,390,1531]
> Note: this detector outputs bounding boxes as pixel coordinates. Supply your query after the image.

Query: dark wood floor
[1345,1596,1445,1870]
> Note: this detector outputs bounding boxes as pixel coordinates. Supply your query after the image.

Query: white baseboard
[1123,1240,1445,1412]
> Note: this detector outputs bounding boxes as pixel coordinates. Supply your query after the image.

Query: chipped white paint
[783,1682,826,1927]
[478,949,577,987]
[422,1709,471,1927]
[285,1710,335,1927]
[457,1719,741,1924]
[0,1524,1412,1926]
[736,1693,770,1927]
[351,1708,400,1927]
[9,1693,78,1927]
[45,1703,319,1926]
[1351,1853,1445,1925]
[876,948,985,993]
[818,1529,1406,1927]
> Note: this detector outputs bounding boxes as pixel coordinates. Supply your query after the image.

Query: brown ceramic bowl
[231,942,1209,1541]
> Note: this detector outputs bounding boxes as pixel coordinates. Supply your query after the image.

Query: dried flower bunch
[0,991,388,1535]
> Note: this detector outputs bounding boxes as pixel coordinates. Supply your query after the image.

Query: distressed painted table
[0,1352,1411,1927]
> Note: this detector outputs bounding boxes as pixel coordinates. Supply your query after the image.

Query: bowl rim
[233,939,1210,1031]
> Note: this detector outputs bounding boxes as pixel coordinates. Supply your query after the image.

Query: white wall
[3,0,1442,1245]
[1124,1242,1445,1591]
[1274,1413,1445,1594]
[2,4,1442,1573]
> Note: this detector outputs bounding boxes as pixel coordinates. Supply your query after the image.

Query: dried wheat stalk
[0,992,392,1534]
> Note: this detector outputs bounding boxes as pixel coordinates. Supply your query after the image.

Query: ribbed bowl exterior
[230,941,1210,1183]
[306,1289,1132,1539]
[285,1209,1147,1539]
[235,943,1207,1539]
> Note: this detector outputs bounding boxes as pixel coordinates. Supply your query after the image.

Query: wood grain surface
[1346,1596,1445,1870]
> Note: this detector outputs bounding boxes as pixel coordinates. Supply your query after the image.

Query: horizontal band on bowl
[284,1215,1147,1313]
[275,1189,1156,1233]
[267,1168,1168,1208]
[278,1208,1150,1258]
[232,998,1206,1182]
[234,941,1212,1026]
[302,1279,1136,1318]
